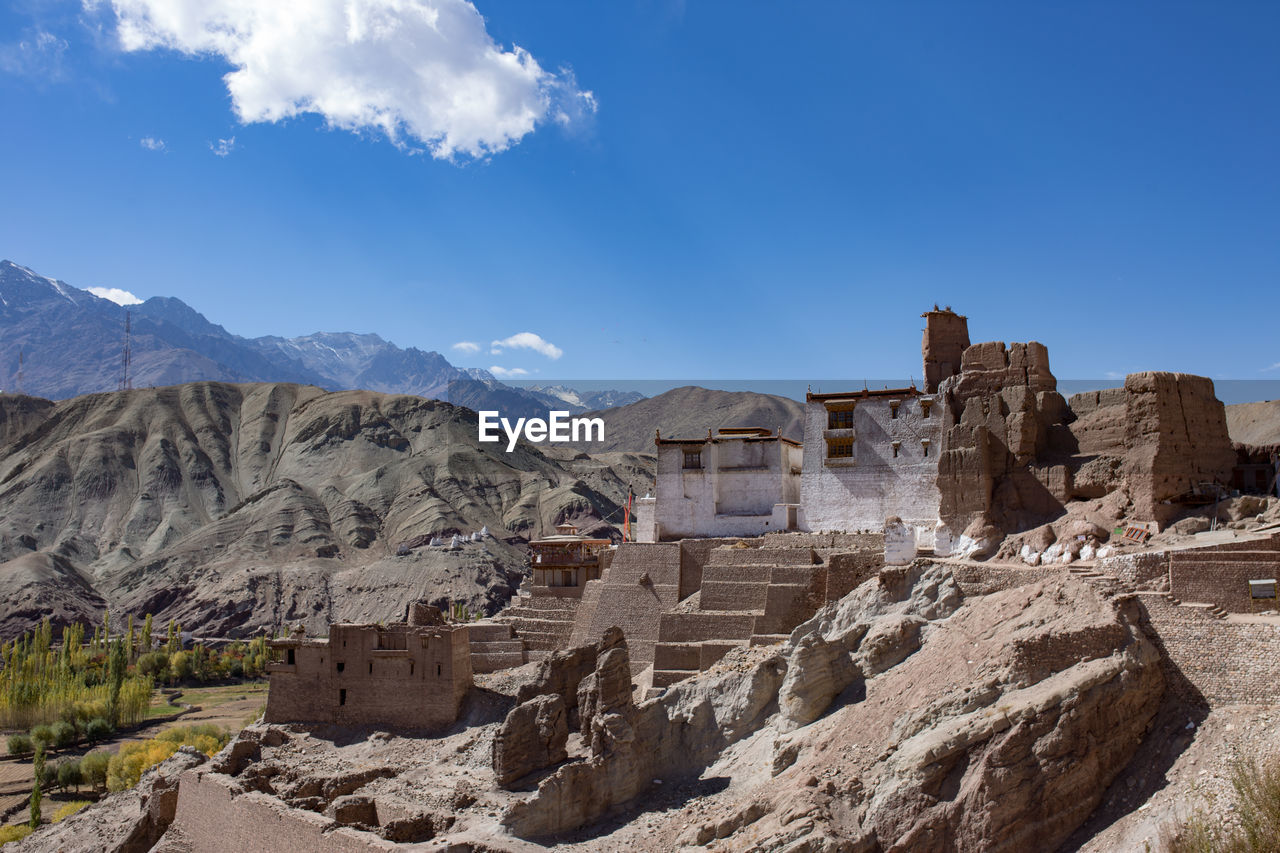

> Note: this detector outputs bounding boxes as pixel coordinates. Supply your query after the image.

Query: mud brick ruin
[265,601,471,730]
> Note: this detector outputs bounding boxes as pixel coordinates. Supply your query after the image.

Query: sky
[1,1,1278,383]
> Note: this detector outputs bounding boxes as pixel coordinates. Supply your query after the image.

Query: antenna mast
[119,310,132,391]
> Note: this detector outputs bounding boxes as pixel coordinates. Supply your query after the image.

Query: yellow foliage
[52,801,91,822]
[104,725,229,792]
[0,824,33,843]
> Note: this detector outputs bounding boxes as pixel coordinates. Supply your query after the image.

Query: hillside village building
[644,427,802,541]
[265,602,471,731]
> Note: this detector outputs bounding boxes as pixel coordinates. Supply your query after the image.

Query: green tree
[141,614,153,656]
[169,651,192,684]
[56,759,81,793]
[106,639,127,727]
[165,620,178,656]
[30,744,44,828]
[80,751,109,793]
[126,614,136,664]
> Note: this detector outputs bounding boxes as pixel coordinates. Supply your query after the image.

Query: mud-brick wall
[568,542,683,672]
[1138,594,1280,705]
[1170,552,1280,613]
[168,770,398,852]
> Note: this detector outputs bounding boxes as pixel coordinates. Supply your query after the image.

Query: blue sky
[1,1,1277,382]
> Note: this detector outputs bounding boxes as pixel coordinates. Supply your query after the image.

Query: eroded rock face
[708,574,1164,853]
[492,693,568,787]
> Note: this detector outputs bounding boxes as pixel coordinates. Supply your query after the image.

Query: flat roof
[806,386,923,403]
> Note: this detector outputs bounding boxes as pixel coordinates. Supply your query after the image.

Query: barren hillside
[568,385,805,453]
[1226,398,1280,447]
[0,382,648,639]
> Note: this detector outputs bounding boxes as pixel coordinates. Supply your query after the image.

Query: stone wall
[1169,535,1280,612]
[800,393,944,532]
[922,308,970,393]
[164,769,398,852]
[936,341,1072,537]
[1136,593,1280,705]
[566,542,683,672]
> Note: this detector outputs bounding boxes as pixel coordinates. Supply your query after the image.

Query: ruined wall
[800,394,943,532]
[936,341,1072,537]
[922,308,970,393]
[1122,372,1236,522]
[165,769,398,852]
[264,624,470,731]
[566,542,683,671]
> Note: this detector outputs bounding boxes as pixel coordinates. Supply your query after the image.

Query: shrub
[7,733,32,756]
[52,801,90,823]
[30,724,54,747]
[1163,757,1280,853]
[51,720,76,749]
[80,751,110,793]
[106,725,229,792]
[0,825,33,843]
[85,717,112,744]
[39,760,57,792]
[56,759,82,793]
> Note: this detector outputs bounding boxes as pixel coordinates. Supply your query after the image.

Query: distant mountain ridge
[0,260,637,414]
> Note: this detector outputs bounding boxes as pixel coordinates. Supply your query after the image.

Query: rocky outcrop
[492,693,568,786]
[694,573,1163,853]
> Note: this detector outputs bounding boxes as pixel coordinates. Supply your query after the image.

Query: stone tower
[922,307,970,393]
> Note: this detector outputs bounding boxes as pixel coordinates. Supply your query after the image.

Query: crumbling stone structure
[934,340,1074,548]
[265,602,471,731]
[922,306,970,393]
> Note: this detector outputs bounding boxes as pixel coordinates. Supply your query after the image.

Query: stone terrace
[494,586,583,660]
[651,534,882,691]
[1168,532,1280,614]
[467,622,526,673]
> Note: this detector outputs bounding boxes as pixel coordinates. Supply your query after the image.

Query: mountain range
[0,260,642,413]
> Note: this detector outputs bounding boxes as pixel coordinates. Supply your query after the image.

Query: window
[891,441,901,458]
[437,663,442,677]
[683,450,702,470]
[827,439,854,459]
[286,649,295,665]
[827,409,854,430]
[921,398,933,418]
[921,439,931,457]
[410,661,415,676]
[889,400,900,420]
[336,661,345,673]
[368,661,373,675]
[339,689,347,706]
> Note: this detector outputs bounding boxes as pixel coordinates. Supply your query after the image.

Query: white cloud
[490,332,562,360]
[88,286,144,306]
[488,365,528,378]
[0,30,69,80]
[93,0,595,160]
[209,136,235,157]
[139,136,166,151]
[1263,363,1280,373]
[451,341,480,354]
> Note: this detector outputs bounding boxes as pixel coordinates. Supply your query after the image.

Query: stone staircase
[1068,564,1229,619]
[467,622,527,673]
[494,588,583,659]
[651,546,827,691]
